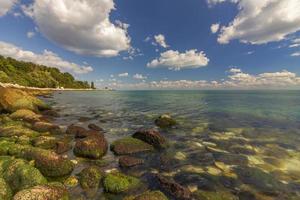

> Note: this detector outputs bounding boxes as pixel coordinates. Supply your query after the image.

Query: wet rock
[78,117,91,122]
[213,152,248,166]
[32,121,62,134]
[133,129,168,149]
[79,166,102,190]
[155,114,177,128]
[111,137,154,155]
[156,175,191,200]
[13,183,69,200]
[194,190,238,200]
[66,124,86,135]
[0,120,40,138]
[32,136,71,154]
[75,130,101,139]
[10,109,41,122]
[229,145,256,155]
[23,148,74,177]
[174,172,216,191]
[124,191,168,200]
[189,152,215,166]
[0,87,50,113]
[103,172,140,193]
[0,177,12,200]
[64,176,78,187]
[119,156,144,168]
[235,166,282,194]
[42,109,60,117]
[74,134,108,159]
[88,123,103,131]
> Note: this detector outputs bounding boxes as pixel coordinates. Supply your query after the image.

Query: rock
[64,176,78,187]
[213,152,248,166]
[103,172,140,193]
[156,175,191,200]
[13,183,69,200]
[32,136,71,154]
[42,109,60,117]
[229,145,256,155]
[10,109,41,122]
[111,137,154,155]
[155,114,177,128]
[0,87,50,113]
[66,124,86,135]
[79,166,102,190]
[119,156,144,168]
[75,130,101,139]
[23,148,74,177]
[32,121,62,134]
[1,157,47,193]
[132,129,168,149]
[74,135,108,159]
[0,120,41,138]
[0,178,12,200]
[88,123,103,131]
[194,190,238,200]
[124,191,168,200]
[78,117,91,122]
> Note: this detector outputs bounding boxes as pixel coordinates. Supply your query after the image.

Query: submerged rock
[155,114,177,128]
[103,172,140,193]
[111,137,154,155]
[133,129,168,149]
[124,191,168,200]
[156,175,191,200]
[119,156,144,168]
[74,134,108,159]
[74,130,101,139]
[213,152,249,166]
[88,123,103,131]
[13,183,69,200]
[79,166,102,190]
[194,190,238,200]
[66,124,86,135]
[0,177,12,200]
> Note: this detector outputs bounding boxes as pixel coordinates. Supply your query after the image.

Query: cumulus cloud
[27,31,35,38]
[210,23,220,34]
[24,0,131,57]
[147,49,209,71]
[0,0,18,16]
[209,0,300,45]
[0,41,93,74]
[118,72,129,77]
[133,74,147,80]
[229,68,242,73]
[291,52,300,57]
[154,34,169,48]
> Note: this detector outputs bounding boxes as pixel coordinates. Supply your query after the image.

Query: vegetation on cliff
[0,55,90,89]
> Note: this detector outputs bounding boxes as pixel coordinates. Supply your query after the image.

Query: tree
[91,81,95,89]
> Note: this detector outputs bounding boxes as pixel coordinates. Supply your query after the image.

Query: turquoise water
[49,90,300,199]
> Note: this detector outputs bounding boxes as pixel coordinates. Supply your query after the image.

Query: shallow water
[48,90,300,199]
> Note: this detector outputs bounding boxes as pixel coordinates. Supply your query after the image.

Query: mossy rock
[74,135,108,159]
[111,137,154,155]
[155,114,177,128]
[13,182,69,200]
[0,87,50,113]
[31,136,58,149]
[10,109,41,122]
[0,177,12,200]
[194,190,238,200]
[64,176,78,188]
[3,158,47,193]
[124,191,168,200]
[32,122,62,135]
[103,172,141,193]
[79,166,102,190]
[0,121,40,138]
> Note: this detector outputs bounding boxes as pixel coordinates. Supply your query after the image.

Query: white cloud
[0,0,18,16]
[118,72,129,77]
[27,31,35,38]
[291,52,300,57]
[147,49,209,71]
[210,23,220,34]
[154,34,169,48]
[210,0,300,45]
[133,74,147,80]
[0,41,93,74]
[25,0,131,57]
[229,68,242,73]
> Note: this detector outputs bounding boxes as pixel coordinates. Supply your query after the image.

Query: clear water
[48,90,300,199]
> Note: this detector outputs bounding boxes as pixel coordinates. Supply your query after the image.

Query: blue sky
[0,0,300,89]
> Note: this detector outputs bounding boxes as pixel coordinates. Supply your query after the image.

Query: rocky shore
[1,86,300,200]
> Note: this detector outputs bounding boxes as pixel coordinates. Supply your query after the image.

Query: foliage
[0,55,90,88]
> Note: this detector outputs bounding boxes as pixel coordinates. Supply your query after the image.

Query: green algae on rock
[111,137,154,155]
[132,129,168,149]
[155,114,177,128]
[124,190,169,200]
[32,121,62,135]
[103,172,141,193]
[10,109,41,122]
[79,166,102,190]
[13,182,69,200]
[64,176,79,188]
[0,120,41,138]
[0,177,12,200]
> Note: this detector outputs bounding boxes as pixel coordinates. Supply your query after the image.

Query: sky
[0,0,300,89]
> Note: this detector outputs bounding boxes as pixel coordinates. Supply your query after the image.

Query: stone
[155,114,177,128]
[133,129,168,149]
[0,177,12,200]
[64,176,78,187]
[74,135,108,159]
[10,109,41,122]
[32,121,62,134]
[119,156,144,168]
[88,123,103,131]
[79,166,102,190]
[111,137,154,155]
[66,124,86,135]
[75,130,101,139]
[103,172,140,193]
[124,191,168,200]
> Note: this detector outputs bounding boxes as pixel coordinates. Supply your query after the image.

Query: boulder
[155,114,177,128]
[13,183,69,200]
[119,156,144,168]
[103,172,140,193]
[0,121,40,138]
[111,137,154,155]
[156,175,191,200]
[124,191,168,200]
[32,121,62,134]
[79,166,102,190]
[75,130,101,139]
[31,136,71,154]
[0,178,12,200]
[0,87,50,113]
[133,129,167,149]
[66,124,86,135]
[74,135,107,159]
[10,109,41,122]
[88,123,103,131]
